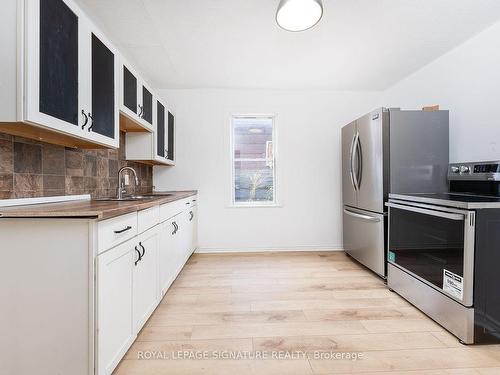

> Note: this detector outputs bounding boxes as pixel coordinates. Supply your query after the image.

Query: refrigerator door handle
[355,134,362,189]
[349,132,357,191]
[351,132,360,191]
[343,208,381,222]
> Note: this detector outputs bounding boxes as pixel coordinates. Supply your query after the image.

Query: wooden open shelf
[119,113,152,133]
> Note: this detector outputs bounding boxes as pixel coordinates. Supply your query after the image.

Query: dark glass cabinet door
[123,66,137,114]
[167,112,175,161]
[39,0,79,126]
[91,34,115,138]
[156,101,165,158]
[142,87,153,125]
[389,207,465,290]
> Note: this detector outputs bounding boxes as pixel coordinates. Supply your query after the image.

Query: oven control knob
[459,165,470,174]
[451,166,460,173]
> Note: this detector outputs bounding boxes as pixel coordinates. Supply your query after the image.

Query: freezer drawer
[343,206,386,277]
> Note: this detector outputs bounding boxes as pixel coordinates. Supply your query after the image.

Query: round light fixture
[276,0,323,32]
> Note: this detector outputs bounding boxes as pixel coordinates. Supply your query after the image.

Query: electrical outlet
[124,174,130,186]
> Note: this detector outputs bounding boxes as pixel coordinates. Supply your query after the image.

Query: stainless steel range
[387,161,500,344]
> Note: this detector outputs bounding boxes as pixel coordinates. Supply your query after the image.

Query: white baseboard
[195,245,344,254]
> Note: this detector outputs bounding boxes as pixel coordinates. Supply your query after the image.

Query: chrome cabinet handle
[114,225,132,234]
[172,221,178,235]
[189,211,194,221]
[81,110,88,129]
[134,246,142,266]
[138,104,144,118]
[343,208,380,222]
[139,241,145,257]
[87,113,94,132]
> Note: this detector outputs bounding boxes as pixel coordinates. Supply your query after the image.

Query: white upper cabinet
[125,97,175,165]
[154,97,169,162]
[155,100,176,165]
[140,81,155,129]
[87,28,120,147]
[166,109,176,163]
[21,0,120,148]
[24,0,86,137]
[0,0,175,155]
[119,60,154,132]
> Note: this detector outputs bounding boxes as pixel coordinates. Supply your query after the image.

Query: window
[231,115,276,206]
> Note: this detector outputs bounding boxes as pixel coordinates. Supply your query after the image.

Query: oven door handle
[386,202,465,221]
[343,208,381,222]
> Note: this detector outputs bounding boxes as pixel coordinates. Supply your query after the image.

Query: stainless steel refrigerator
[342,108,449,277]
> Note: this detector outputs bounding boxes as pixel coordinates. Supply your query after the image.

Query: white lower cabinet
[188,205,198,254]
[174,213,188,275]
[159,217,178,295]
[96,195,198,375]
[178,204,198,262]
[133,227,160,333]
[158,200,198,297]
[1,195,198,375]
[180,209,192,263]
[96,239,135,375]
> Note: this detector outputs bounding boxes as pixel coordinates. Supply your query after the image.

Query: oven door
[387,200,475,307]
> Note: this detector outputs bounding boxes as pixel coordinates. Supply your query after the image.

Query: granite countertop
[0,191,197,220]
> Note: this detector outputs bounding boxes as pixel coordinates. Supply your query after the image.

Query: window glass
[231,116,276,205]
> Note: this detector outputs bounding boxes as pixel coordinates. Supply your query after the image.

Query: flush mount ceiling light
[276,0,323,32]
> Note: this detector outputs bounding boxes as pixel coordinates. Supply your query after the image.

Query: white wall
[154,89,379,252]
[155,21,500,252]
[383,20,500,163]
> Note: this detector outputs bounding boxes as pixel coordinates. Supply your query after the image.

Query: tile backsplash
[0,131,153,199]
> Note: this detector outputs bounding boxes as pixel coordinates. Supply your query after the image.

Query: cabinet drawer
[98,212,138,254]
[138,206,160,234]
[178,197,194,211]
[189,195,198,207]
[160,201,180,222]
[159,198,187,222]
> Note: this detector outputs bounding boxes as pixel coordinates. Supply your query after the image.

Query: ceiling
[76,0,500,90]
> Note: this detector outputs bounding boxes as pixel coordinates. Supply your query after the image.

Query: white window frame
[229,114,278,207]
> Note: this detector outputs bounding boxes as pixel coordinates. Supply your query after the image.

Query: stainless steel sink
[93,193,174,202]
[93,197,148,202]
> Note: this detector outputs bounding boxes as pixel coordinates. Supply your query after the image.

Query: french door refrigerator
[341,108,449,277]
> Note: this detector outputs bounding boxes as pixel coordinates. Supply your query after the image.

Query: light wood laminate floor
[114,252,500,374]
